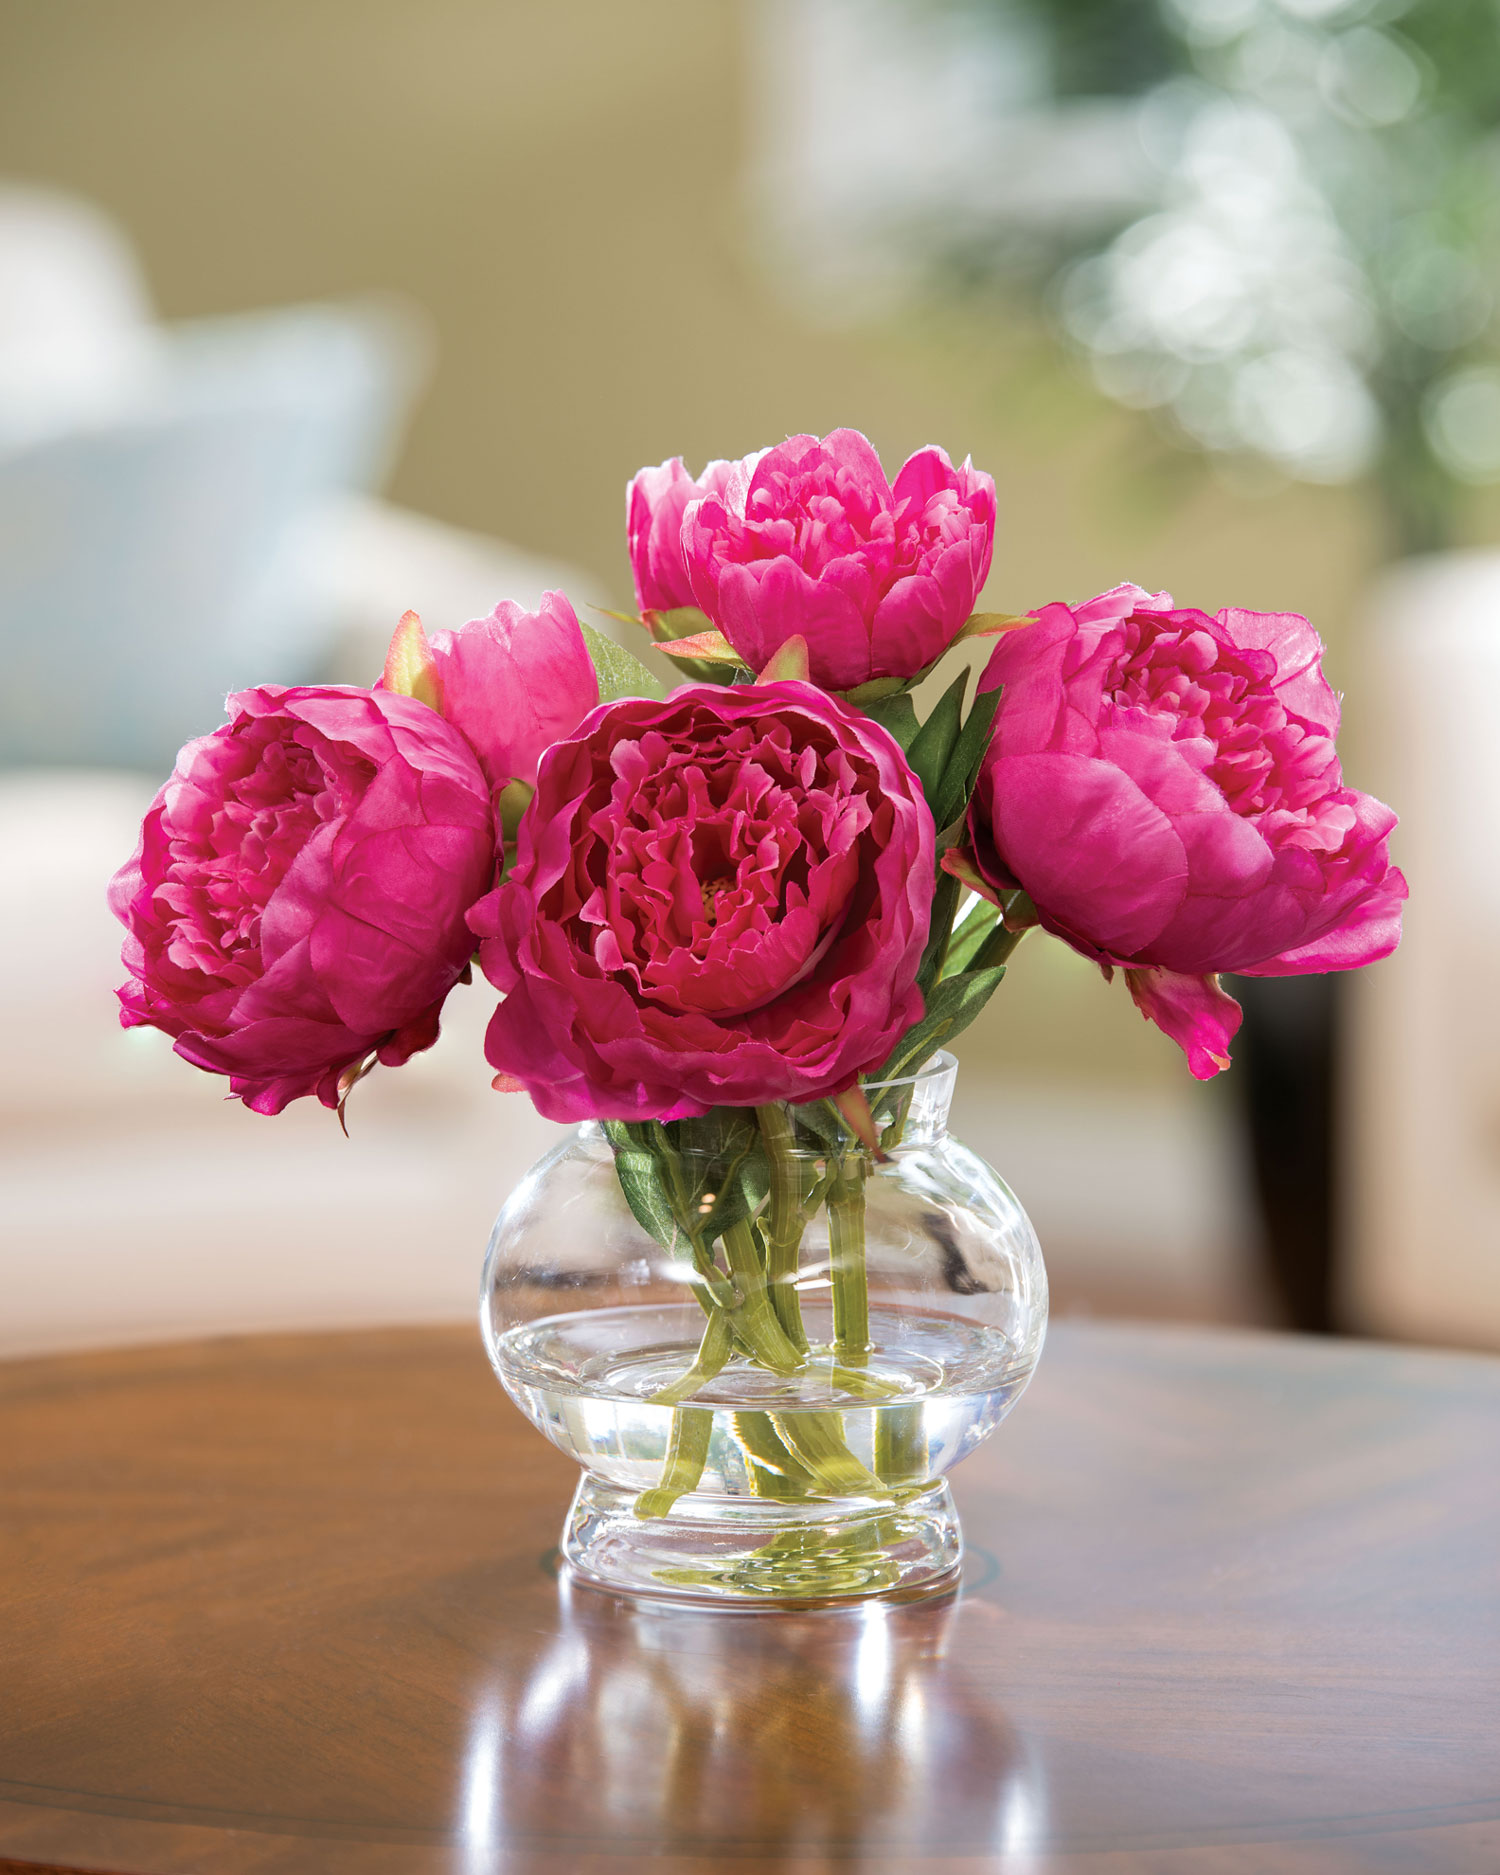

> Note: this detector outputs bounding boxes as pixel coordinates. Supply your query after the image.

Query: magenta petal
[476,681,934,1120]
[1216,607,1341,735]
[964,587,1405,1049]
[680,427,995,688]
[1126,968,1243,1078]
[712,558,874,690]
[426,589,598,793]
[983,752,1189,958]
[108,684,494,1113]
[1238,864,1408,974]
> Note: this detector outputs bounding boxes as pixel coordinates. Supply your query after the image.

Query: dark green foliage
[602,1114,769,1259]
[905,669,968,802]
[915,866,964,996]
[873,964,1009,1084]
[929,684,1001,831]
[860,689,921,753]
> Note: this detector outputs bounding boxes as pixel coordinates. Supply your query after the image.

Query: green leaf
[859,690,920,753]
[905,669,968,803]
[871,965,1008,1084]
[603,1120,690,1256]
[941,896,1002,977]
[675,1110,768,1247]
[786,1097,851,1152]
[579,619,664,704]
[930,684,1001,830]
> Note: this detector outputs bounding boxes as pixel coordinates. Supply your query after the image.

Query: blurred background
[2,0,1496,1358]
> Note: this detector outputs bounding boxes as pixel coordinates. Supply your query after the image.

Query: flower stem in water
[874,1403,930,1486]
[634,1407,714,1519]
[649,1309,734,1407]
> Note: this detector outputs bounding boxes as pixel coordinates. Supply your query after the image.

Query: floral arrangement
[110,428,1406,1493]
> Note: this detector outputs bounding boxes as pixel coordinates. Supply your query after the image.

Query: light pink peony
[627,457,739,615]
[382,590,598,796]
[110,686,494,1113]
[678,429,996,691]
[963,585,1407,1078]
[471,682,935,1121]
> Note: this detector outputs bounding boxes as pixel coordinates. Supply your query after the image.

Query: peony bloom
[627,456,739,616]
[472,682,934,1121]
[679,429,996,691]
[110,686,494,1113]
[963,585,1407,1078]
[381,590,598,796]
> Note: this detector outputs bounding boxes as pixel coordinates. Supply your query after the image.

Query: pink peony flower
[381,590,598,796]
[627,456,739,615]
[679,429,996,691]
[471,682,935,1121]
[110,685,495,1114]
[963,585,1407,1078]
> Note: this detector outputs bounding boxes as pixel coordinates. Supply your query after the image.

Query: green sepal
[756,634,810,683]
[579,619,664,704]
[648,605,713,641]
[842,675,917,706]
[645,605,738,684]
[950,610,1035,644]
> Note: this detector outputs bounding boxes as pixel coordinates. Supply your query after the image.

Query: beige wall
[0,1,1375,614]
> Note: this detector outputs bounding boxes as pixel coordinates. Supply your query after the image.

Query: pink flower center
[735,452,898,580]
[569,713,872,1017]
[1107,616,1351,850]
[157,718,372,983]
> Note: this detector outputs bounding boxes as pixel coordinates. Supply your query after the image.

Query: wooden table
[2,1322,1497,1874]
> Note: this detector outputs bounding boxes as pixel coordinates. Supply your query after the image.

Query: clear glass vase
[481,1052,1047,1605]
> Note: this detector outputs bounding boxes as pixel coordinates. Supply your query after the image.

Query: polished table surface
[2,1321,1498,1875]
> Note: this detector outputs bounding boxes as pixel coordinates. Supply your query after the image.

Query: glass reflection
[460,1570,1044,1862]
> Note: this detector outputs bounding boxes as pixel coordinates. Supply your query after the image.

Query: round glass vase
[481,1052,1047,1606]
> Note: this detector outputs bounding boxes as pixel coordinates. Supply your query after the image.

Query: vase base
[560,1475,963,1606]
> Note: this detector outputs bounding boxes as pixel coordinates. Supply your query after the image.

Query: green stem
[721,1218,804,1373]
[970,920,1029,973]
[829,1154,871,1365]
[634,1407,714,1519]
[755,1103,810,1353]
[731,1410,820,1499]
[772,1410,884,1498]
[874,1403,930,1487]
[650,1309,734,1406]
